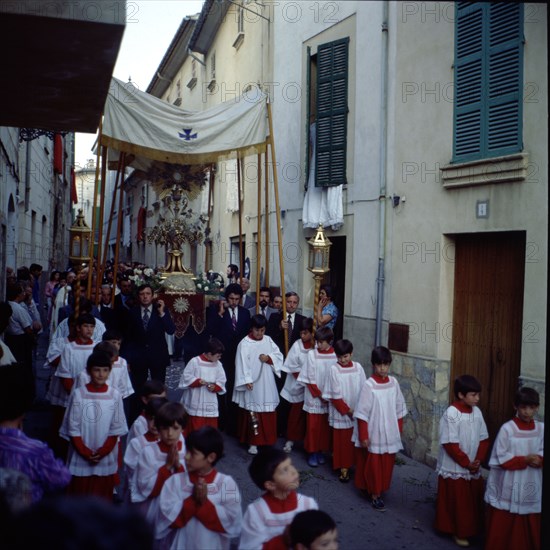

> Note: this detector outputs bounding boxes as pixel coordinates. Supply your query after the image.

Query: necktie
[261,308,266,317]
[143,308,150,330]
[287,314,293,333]
[231,308,237,331]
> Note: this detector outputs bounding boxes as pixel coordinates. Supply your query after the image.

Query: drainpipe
[375,1,389,346]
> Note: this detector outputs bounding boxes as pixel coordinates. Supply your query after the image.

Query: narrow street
[27,330,477,549]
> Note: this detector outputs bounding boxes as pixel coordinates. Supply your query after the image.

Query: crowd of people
[0,261,543,549]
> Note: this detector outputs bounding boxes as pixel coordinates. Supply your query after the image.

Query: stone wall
[391,351,451,469]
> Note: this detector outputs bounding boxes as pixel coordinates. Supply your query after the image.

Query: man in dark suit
[113,276,134,333]
[205,282,251,435]
[121,284,175,420]
[266,291,306,356]
[91,284,118,331]
[266,291,306,437]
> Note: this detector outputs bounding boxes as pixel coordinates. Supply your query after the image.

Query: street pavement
[25,331,480,549]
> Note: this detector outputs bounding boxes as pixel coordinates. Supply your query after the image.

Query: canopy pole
[255,153,262,313]
[104,152,124,306]
[204,164,214,273]
[264,149,270,287]
[237,154,244,280]
[111,152,127,303]
[94,144,108,304]
[87,117,103,300]
[266,102,287,355]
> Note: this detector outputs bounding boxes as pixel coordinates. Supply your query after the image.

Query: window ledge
[441,153,529,189]
[233,32,245,50]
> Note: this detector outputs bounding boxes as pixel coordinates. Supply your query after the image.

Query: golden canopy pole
[94,144,108,304]
[264,148,270,287]
[237,154,244,279]
[255,153,262,313]
[204,164,214,273]
[106,152,125,306]
[266,102,287,354]
[87,117,103,300]
[111,152,127,302]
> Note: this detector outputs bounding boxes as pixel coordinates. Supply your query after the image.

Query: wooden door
[451,232,526,441]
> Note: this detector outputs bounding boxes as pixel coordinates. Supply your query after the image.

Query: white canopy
[101,77,269,167]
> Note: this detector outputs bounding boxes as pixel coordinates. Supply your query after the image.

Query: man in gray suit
[239,277,256,309]
[249,287,277,320]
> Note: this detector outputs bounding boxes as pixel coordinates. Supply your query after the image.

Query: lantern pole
[307,224,332,332]
[69,209,92,319]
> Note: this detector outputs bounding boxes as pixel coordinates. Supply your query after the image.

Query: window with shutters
[453,2,524,163]
[313,37,349,187]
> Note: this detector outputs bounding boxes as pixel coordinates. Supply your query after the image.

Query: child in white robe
[179,337,227,434]
[485,387,543,550]
[323,339,366,482]
[47,313,96,408]
[240,447,318,549]
[60,350,128,500]
[75,331,134,398]
[157,427,242,550]
[232,315,283,454]
[280,317,314,454]
[46,313,95,460]
[127,379,167,445]
[288,510,339,550]
[434,374,489,546]
[297,326,336,467]
[131,402,187,526]
[353,346,407,511]
[123,396,167,503]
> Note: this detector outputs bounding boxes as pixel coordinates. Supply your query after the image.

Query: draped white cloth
[302,122,344,230]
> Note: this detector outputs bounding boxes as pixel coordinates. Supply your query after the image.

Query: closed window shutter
[315,37,349,187]
[487,3,523,154]
[453,2,523,162]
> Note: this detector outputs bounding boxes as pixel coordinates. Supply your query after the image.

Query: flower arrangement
[193,272,223,296]
[128,267,164,293]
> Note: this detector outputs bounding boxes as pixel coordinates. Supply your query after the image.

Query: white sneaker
[248,445,258,455]
[283,441,293,453]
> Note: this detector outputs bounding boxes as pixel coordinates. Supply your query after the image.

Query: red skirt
[331,428,355,469]
[304,413,330,453]
[434,475,485,538]
[67,475,116,501]
[354,447,368,490]
[286,402,306,442]
[237,408,277,446]
[187,416,218,435]
[485,506,540,550]
[364,452,395,495]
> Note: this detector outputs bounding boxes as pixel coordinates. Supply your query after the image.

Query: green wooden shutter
[454,3,484,160]
[315,37,349,187]
[305,46,311,192]
[487,3,523,155]
[453,2,523,163]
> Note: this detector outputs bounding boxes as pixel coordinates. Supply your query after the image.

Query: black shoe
[371,497,386,512]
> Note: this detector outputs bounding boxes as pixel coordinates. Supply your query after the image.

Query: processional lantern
[307,224,332,329]
[68,209,92,317]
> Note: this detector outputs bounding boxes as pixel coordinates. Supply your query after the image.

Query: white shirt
[6,301,32,335]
